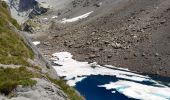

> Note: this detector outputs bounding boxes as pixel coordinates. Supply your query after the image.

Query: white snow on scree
[61,11,93,23]
[33,41,40,46]
[51,52,170,100]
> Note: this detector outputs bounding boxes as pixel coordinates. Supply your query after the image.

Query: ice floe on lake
[51,52,170,100]
[61,11,93,23]
[99,81,170,100]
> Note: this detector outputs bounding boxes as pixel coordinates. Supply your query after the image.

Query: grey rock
[160,19,166,24]
[107,55,112,58]
[3,78,69,100]
[155,53,159,57]
[89,54,96,59]
[111,43,122,49]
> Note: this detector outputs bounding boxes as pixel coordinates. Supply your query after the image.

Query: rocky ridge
[0,78,68,100]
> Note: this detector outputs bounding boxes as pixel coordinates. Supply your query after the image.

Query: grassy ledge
[0,67,37,95]
[0,0,36,96]
[0,0,34,65]
[0,1,84,99]
[46,75,84,100]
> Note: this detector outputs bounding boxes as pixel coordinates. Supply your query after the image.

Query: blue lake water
[75,75,138,100]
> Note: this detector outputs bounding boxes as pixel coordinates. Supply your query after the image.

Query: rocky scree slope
[28,0,170,78]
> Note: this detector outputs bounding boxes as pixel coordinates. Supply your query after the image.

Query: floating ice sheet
[99,81,170,100]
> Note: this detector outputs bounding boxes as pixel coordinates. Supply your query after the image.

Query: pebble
[111,43,122,49]
[107,55,112,58]
[160,19,166,24]
[155,53,159,57]
[142,52,146,56]
[89,54,96,59]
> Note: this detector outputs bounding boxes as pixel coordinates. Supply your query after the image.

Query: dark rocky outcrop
[18,0,37,12]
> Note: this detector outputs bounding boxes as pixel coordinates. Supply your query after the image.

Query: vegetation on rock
[0,1,34,66]
[0,67,37,95]
[0,1,84,100]
[47,75,84,100]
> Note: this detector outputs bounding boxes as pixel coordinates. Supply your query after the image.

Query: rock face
[18,0,36,11]
[28,1,50,18]
[6,0,50,24]
[0,78,68,100]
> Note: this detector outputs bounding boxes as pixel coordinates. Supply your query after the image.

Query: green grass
[0,1,84,99]
[0,1,34,65]
[47,75,84,100]
[0,1,36,95]
[0,67,37,95]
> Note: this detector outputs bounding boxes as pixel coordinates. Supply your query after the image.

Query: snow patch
[43,18,48,20]
[33,41,40,45]
[52,52,154,86]
[61,11,93,23]
[52,16,58,19]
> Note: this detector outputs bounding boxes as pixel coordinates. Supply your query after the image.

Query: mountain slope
[0,1,84,100]
[28,0,170,77]
[0,0,33,67]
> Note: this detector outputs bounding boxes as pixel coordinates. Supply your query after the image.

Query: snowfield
[51,52,170,100]
[61,11,93,23]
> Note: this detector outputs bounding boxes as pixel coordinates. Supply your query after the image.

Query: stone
[133,53,138,57]
[43,42,51,46]
[5,78,68,100]
[142,52,146,56]
[103,40,110,44]
[124,57,128,60]
[111,43,122,49]
[89,54,96,59]
[107,55,112,58]
[29,1,50,18]
[160,19,166,24]
[155,53,159,57]
[22,23,34,33]
[91,47,99,52]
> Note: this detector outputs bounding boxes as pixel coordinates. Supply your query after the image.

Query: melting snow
[61,11,93,23]
[52,16,58,19]
[43,18,48,20]
[51,52,170,100]
[33,41,40,46]
[52,52,153,85]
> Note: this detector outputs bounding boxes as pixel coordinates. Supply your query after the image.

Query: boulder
[29,1,50,18]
